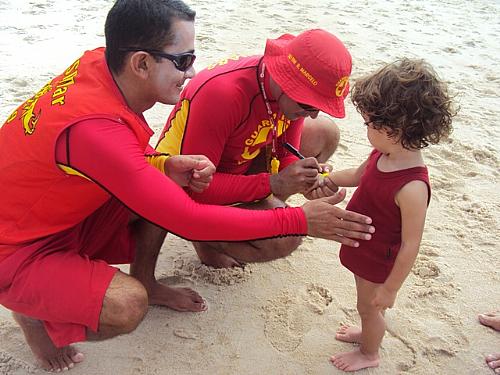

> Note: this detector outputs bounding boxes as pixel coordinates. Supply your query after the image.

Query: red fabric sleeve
[188,172,271,205]
[55,120,307,241]
[144,144,161,156]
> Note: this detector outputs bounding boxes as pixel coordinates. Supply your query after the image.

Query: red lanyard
[258,62,280,174]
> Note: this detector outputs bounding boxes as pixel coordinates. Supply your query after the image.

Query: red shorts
[0,198,135,347]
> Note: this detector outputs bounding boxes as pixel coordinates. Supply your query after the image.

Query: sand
[1,0,499,374]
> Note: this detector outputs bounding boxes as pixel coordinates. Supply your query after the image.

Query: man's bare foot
[194,244,241,268]
[146,282,207,312]
[485,353,500,373]
[330,348,379,372]
[12,312,84,372]
[479,311,500,331]
[335,325,362,343]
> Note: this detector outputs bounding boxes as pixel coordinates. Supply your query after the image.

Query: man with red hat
[155,29,356,267]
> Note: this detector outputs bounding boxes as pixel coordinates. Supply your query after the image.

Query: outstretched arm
[57,120,308,241]
[372,180,429,309]
[329,158,368,187]
[304,157,369,200]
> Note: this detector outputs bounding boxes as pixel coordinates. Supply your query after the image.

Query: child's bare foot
[330,348,379,372]
[13,312,84,372]
[335,325,362,343]
[485,353,500,373]
[479,311,500,331]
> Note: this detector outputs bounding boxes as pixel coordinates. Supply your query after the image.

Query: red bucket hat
[263,29,352,118]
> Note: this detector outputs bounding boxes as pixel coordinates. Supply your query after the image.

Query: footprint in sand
[472,148,499,169]
[381,331,417,372]
[412,256,440,279]
[410,278,456,300]
[262,284,334,352]
[262,291,309,352]
[304,283,333,315]
[419,316,470,360]
[0,351,34,374]
[173,327,200,340]
[419,242,440,257]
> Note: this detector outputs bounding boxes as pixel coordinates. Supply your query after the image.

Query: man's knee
[116,286,148,333]
[102,274,148,334]
[262,235,302,260]
[301,116,340,162]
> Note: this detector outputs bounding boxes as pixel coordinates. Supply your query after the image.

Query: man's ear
[128,52,151,79]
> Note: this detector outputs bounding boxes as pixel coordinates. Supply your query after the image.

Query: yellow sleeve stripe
[57,163,93,181]
[156,99,190,155]
[146,154,170,174]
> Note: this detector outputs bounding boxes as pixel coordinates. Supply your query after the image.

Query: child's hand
[319,163,332,177]
[372,285,397,310]
[303,175,339,200]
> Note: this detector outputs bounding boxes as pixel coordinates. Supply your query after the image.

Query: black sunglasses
[297,102,319,112]
[120,47,196,72]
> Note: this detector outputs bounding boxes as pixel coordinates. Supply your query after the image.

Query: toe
[194,300,207,312]
[478,314,495,328]
[48,358,60,372]
[55,356,67,372]
[337,325,348,333]
[39,359,52,372]
[71,352,84,363]
[187,289,205,303]
[486,354,498,362]
[60,352,73,371]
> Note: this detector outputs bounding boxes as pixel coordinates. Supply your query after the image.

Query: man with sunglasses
[156,29,355,268]
[0,1,373,371]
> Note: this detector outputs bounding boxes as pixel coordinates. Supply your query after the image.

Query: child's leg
[335,324,362,343]
[331,275,385,372]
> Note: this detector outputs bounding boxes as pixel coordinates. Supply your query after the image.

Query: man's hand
[164,155,215,193]
[301,189,375,247]
[303,175,339,200]
[270,157,321,200]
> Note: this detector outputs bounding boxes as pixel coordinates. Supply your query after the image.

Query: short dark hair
[352,58,457,150]
[105,0,195,73]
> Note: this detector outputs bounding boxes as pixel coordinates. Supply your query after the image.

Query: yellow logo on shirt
[21,83,52,135]
[239,114,290,164]
[207,55,244,70]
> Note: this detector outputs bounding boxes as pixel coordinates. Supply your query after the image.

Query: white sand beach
[0,0,499,374]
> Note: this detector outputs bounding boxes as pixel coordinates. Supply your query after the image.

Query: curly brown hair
[351,58,456,150]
